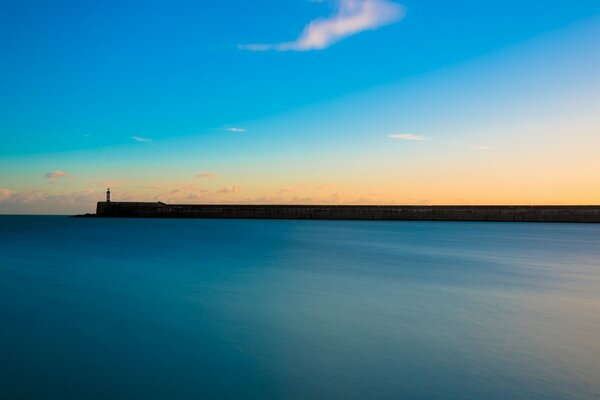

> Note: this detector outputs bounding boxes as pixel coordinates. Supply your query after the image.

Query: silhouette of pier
[94,201,600,223]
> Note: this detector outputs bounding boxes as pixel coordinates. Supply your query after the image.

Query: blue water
[1,216,599,399]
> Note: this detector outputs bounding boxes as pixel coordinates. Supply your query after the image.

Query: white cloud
[226,127,246,133]
[473,145,492,150]
[195,172,217,179]
[388,133,430,141]
[240,0,405,51]
[45,170,71,179]
[131,136,152,143]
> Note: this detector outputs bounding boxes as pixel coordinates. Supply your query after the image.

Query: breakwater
[94,202,600,223]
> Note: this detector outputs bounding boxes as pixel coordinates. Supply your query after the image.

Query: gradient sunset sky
[1,0,599,214]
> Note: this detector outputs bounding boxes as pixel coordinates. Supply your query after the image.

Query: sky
[1,0,599,214]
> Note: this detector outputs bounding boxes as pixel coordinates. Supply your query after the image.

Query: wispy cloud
[195,172,217,179]
[388,133,430,141]
[0,189,105,206]
[317,183,337,191]
[153,185,242,203]
[45,170,71,179]
[226,127,246,133]
[217,186,241,194]
[131,136,152,143]
[473,145,492,150]
[242,190,390,205]
[240,0,405,51]
[153,185,210,203]
[0,188,14,201]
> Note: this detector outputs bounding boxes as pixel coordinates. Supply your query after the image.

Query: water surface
[1,216,599,399]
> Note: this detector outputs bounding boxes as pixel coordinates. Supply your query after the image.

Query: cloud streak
[195,172,217,179]
[226,127,246,133]
[240,0,405,51]
[217,186,241,194]
[152,185,242,203]
[388,133,430,141]
[131,136,152,143]
[45,170,71,179]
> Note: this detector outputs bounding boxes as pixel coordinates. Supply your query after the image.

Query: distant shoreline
[77,202,600,223]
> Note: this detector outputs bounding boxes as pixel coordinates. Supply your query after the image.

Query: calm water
[1,216,599,399]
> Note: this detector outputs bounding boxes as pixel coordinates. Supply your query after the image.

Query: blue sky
[1,0,600,213]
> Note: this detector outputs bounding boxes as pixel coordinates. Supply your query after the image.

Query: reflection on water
[1,216,599,399]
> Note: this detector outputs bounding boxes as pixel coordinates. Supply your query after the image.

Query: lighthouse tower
[106,188,111,202]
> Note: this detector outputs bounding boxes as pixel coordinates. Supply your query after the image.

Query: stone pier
[94,202,600,223]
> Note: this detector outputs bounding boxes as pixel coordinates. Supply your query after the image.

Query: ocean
[1,216,599,399]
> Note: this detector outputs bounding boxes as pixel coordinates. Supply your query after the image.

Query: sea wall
[95,202,600,223]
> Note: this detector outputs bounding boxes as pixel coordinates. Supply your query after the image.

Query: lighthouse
[106,188,111,202]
